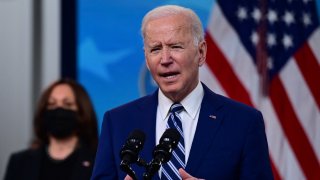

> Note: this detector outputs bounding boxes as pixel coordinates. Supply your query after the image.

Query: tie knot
[170,103,184,114]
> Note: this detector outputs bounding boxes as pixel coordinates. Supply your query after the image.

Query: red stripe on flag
[205,33,282,179]
[270,76,320,180]
[294,43,320,109]
[205,34,253,106]
[270,158,282,180]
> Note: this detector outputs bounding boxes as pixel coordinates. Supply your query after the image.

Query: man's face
[144,14,206,102]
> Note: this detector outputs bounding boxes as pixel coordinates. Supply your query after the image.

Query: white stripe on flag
[261,98,305,180]
[200,65,227,96]
[308,28,320,65]
[279,57,320,161]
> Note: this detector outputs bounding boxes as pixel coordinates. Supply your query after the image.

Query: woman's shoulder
[9,147,44,162]
[4,147,44,180]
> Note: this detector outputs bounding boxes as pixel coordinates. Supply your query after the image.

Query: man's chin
[159,84,183,99]
[159,84,179,93]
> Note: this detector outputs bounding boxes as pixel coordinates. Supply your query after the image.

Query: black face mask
[44,108,78,139]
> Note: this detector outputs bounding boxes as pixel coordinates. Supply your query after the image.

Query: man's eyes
[172,45,182,49]
[150,48,160,52]
[149,45,183,53]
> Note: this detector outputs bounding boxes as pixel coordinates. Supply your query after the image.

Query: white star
[302,12,312,26]
[283,11,295,26]
[267,33,276,48]
[237,6,248,21]
[268,9,278,24]
[267,57,274,69]
[252,7,262,22]
[251,31,259,45]
[282,34,293,49]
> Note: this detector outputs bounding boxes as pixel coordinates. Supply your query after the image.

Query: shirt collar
[158,81,204,121]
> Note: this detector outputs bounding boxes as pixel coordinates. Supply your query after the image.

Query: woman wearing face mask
[4,78,99,180]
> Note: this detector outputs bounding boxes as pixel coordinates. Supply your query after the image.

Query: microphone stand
[143,160,161,180]
[120,157,149,180]
[120,160,138,180]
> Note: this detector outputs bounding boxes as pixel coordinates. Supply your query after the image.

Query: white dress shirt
[156,81,204,164]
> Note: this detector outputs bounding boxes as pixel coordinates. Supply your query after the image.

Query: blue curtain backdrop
[77,0,320,129]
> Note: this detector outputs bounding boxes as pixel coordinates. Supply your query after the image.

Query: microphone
[120,129,146,180]
[143,128,180,180]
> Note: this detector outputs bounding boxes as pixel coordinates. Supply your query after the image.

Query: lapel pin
[209,115,217,119]
[82,161,91,167]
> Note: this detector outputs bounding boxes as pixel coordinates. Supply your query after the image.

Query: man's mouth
[160,72,180,79]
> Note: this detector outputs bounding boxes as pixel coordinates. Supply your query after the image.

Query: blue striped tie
[161,103,185,180]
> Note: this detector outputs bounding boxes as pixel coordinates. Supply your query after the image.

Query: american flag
[200,0,320,179]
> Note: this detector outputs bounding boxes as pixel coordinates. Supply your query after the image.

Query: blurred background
[1,0,319,179]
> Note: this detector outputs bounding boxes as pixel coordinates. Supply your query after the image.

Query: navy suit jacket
[91,84,274,180]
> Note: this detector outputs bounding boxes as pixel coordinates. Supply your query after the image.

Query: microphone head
[153,128,180,163]
[120,129,146,164]
[160,128,180,148]
[128,129,146,146]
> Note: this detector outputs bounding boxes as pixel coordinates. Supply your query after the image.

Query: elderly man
[91,5,273,180]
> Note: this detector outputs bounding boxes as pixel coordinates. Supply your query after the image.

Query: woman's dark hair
[32,78,98,151]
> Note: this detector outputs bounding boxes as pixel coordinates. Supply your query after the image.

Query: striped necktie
[161,103,185,180]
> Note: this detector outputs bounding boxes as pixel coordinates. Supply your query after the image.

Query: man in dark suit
[91,5,274,180]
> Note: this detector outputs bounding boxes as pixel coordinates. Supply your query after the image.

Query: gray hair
[141,5,205,45]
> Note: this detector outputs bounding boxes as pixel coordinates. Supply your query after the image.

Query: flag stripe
[261,98,305,180]
[205,34,253,106]
[308,28,320,65]
[294,43,320,109]
[200,65,227,97]
[280,57,320,162]
[270,76,320,179]
[270,159,281,180]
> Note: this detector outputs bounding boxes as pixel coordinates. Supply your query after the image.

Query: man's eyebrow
[147,43,162,48]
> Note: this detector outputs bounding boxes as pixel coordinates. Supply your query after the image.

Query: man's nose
[160,48,173,65]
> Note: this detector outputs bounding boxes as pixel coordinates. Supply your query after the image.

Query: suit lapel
[185,84,225,175]
[136,91,159,179]
[139,90,158,162]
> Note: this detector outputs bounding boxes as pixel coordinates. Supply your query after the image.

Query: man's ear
[146,60,150,70]
[198,40,207,66]
[144,48,150,70]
